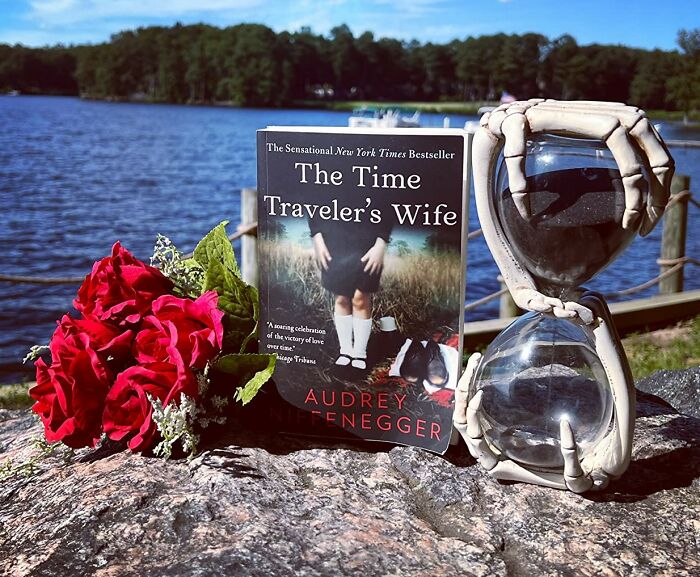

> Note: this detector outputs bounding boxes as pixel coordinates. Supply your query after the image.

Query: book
[256,127,471,453]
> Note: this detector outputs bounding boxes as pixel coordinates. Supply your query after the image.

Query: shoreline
[4,94,698,122]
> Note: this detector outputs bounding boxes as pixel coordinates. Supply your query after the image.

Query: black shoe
[400,339,426,383]
[425,339,448,387]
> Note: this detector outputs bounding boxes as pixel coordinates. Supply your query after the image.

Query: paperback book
[257,127,470,453]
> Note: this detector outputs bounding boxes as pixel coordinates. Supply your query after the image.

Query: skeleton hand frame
[460,99,675,492]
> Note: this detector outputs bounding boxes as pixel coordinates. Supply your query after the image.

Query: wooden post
[659,174,689,295]
[498,276,520,318]
[241,188,258,288]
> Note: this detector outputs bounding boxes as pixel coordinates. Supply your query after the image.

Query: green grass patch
[623,316,700,381]
[0,383,33,410]
[647,110,700,123]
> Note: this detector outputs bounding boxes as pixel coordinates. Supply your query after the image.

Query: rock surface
[1,377,699,577]
[637,367,700,418]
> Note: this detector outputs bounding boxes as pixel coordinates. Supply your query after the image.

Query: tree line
[0,23,698,112]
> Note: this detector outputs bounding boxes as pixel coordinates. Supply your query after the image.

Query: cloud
[27,0,265,27]
[372,0,448,15]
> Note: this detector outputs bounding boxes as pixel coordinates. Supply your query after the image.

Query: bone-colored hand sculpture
[459,100,673,492]
[472,99,675,322]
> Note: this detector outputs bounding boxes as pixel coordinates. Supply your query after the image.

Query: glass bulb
[473,312,614,472]
[495,134,643,296]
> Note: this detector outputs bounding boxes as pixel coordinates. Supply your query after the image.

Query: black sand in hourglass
[498,167,640,293]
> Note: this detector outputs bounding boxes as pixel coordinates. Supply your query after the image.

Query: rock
[637,367,700,418]
[1,382,699,577]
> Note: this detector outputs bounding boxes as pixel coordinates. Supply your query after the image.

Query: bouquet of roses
[26,222,275,458]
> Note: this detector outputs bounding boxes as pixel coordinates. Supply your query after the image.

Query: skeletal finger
[542,296,564,309]
[605,125,645,230]
[466,391,498,470]
[560,419,593,493]
[552,306,577,319]
[501,112,530,218]
[454,353,482,425]
[525,108,620,140]
[527,297,553,313]
[466,390,485,439]
[563,301,595,325]
[523,105,645,230]
[487,109,507,138]
[535,99,625,108]
[629,118,674,235]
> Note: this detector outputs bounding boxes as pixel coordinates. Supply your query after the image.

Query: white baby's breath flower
[149,393,199,460]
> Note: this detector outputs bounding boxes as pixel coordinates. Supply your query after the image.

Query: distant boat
[348,107,420,128]
[5,90,20,96]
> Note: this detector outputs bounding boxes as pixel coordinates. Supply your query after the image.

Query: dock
[464,288,700,349]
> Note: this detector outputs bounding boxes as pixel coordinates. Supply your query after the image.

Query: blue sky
[0,0,696,49]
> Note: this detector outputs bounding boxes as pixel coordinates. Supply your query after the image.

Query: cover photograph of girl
[257,129,467,453]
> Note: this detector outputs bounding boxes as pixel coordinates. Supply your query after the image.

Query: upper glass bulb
[496,134,644,295]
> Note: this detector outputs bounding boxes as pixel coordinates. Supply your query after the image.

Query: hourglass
[454,100,675,492]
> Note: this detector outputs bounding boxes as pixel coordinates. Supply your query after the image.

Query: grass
[259,239,463,335]
[0,383,33,410]
[622,315,700,381]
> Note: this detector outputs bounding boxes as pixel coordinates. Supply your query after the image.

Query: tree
[0,24,695,110]
[329,25,363,98]
[631,50,682,109]
[667,28,700,119]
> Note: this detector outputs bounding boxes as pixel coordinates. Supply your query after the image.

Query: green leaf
[193,222,260,353]
[203,259,257,352]
[214,353,276,405]
[193,221,241,280]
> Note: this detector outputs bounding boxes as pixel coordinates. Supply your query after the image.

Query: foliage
[150,393,199,460]
[623,316,700,380]
[216,353,277,405]
[0,24,699,111]
[0,436,73,482]
[0,383,33,410]
[665,29,700,116]
[150,234,205,296]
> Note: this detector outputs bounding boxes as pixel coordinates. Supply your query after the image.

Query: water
[1,96,698,384]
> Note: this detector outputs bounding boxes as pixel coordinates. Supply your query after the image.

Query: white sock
[334,313,353,366]
[351,317,372,369]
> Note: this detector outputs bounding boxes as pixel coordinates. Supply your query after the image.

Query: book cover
[257,127,470,453]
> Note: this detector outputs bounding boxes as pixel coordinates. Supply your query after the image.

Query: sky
[0,0,697,50]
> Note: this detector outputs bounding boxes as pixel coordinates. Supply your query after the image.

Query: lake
[1,96,699,383]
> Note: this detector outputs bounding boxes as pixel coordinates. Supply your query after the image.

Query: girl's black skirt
[322,235,382,296]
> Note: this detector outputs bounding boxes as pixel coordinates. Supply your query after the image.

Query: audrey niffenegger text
[303,388,443,440]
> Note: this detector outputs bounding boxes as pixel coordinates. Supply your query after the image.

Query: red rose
[30,331,112,448]
[55,314,133,361]
[102,355,198,452]
[134,291,224,369]
[74,242,173,327]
